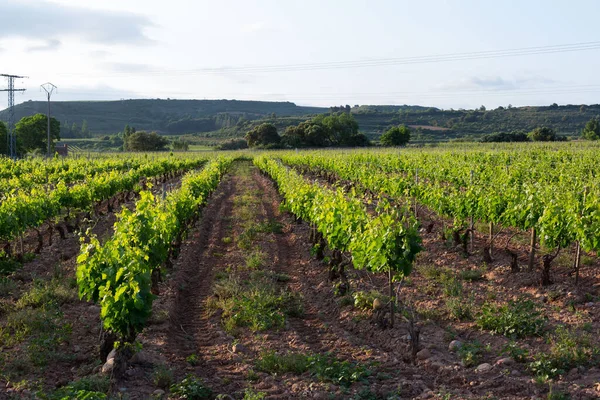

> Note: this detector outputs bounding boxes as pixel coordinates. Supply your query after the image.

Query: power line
[58,40,600,78]
[0,74,28,159]
[41,82,57,158]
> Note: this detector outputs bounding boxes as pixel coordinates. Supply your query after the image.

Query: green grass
[16,279,75,310]
[245,251,267,270]
[208,274,303,334]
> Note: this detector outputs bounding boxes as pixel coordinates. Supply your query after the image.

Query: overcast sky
[1,0,600,110]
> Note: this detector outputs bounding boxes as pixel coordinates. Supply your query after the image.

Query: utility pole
[41,83,57,158]
[0,74,28,159]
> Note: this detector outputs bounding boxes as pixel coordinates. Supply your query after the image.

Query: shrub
[476,299,546,338]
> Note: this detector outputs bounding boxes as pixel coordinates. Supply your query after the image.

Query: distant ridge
[0,99,328,134]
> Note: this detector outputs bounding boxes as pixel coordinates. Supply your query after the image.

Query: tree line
[244,113,412,149]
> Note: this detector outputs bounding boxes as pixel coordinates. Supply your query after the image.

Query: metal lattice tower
[1,74,27,159]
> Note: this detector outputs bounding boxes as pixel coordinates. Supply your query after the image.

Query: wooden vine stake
[573,186,587,284]
[488,221,494,260]
[528,227,537,271]
[414,168,419,219]
[470,170,474,253]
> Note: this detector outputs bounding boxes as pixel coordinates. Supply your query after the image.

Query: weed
[0,308,71,348]
[441,275,463,297]
[152,365,174,389]
[420,264,451,282]
[457,341,483,367]
[417,306,444,321]
[256,351,370,387]
[250,270,290,283]
[16,279,75,310]
[445,296,473,321]
[0,257,21,276]
[170,374,213,399]
[211,275,303,334]
[256,220,284,234]
[460,269,486,282]
[338,295,354,308]
[529,325,599,380]
[501,341,529,363]
[40,375,109,399]
[0,277,17,297]
[222,237,232,244]
[547,384,570,400]
[245,251,267,270]
[242,388,267,400]
[351,388,380,400]
[245,369,259,382]
[352,290,388,311]
[477,299,546,338]
[186,354,199,366]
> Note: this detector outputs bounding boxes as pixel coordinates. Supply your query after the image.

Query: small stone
[511,369,521,376]
[421,389,435,399]
[373,298,383,310]
[106,348,117,362]
[101,358,115,375]
[130,350,165,366]
[153,389,165,397]
[475,363,493,373]
[416,349,431,360]
[232,343,247,354]
[568,367,580,378]
[586,302,594,307]
[496,357,515,366]
[73,345,81,353]
[448,340,463,352]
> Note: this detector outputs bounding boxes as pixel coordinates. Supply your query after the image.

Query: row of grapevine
[254,155,421,326]
[76,157,233,343]
[0,157,207,249]
[278,148,600,282]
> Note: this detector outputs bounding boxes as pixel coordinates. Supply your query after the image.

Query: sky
[1,0,600,110]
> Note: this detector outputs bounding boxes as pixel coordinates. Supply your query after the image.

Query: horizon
[1,1,600,111]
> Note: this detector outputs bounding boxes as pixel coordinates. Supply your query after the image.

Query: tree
[582,117,600,140]
[81,120,90,138]
[528,126,557,142]
[245,123,280,147]
[15,113,60,155]
[125,131,168,151]
[172,139,189,151]
[380,125,411,146]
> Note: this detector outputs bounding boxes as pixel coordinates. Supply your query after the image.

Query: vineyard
[0,144,599,399]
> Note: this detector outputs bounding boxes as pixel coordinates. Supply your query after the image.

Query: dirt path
[117,162,424,398]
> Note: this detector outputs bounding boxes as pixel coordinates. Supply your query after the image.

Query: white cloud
[27,38,61,52]
[0,0,154,45]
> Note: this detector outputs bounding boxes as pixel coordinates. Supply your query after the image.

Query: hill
[0,99,328,136]
[2,100,599,142]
